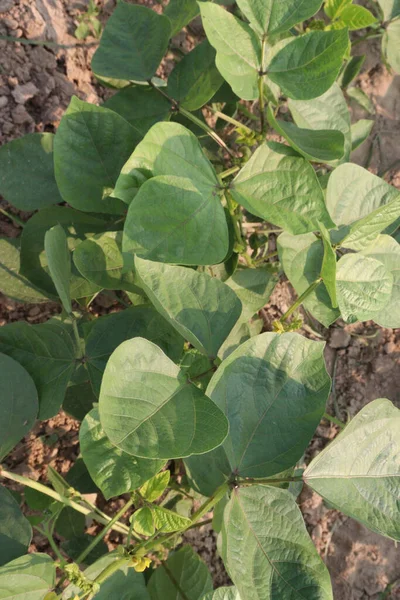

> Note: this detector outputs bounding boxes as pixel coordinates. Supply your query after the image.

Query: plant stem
[0,468,129,535]
[220,165,240,179]
[93,557,131,585]
[323,412,345,429]
[71,317,84,359]
[258,36,267,134]
[0,207,25,227]
[225,191,245,251]
[352,31,384,46]
[75,498,134,565]
[207,106,254,135]
[37,524,66,565]
[253,251,278,265]
[237,475,303,486]
[280,278,322,323]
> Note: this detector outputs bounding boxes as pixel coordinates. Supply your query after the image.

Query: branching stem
[280,278,322,323]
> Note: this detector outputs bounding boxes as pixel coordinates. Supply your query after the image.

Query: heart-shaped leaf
[236,0,323,36]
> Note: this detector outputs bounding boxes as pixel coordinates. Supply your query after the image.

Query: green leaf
[80,409,164,500]
[0,486,32,567]
[24,487,53,511]
[85,305,184,397]
[104,87,171,137]
[152,506,191,532]
[65,458,98,495]
[288,82,352,163]
[0,319,77,419]
[268,29,349,100]
[167,40,223,111]
[267,104,346,162]
[180,350,215,392]
[148,546,212,600]
[140,471,170,502]
[0,354,38,461]
[91,2,171,82]
[231,144,334,234]
[235,0,322,36]
[55,507,85,539]
[0,133,62,211]
[347,86,375,113]
[132,507,155,536]
[339,54,366,88]
[360,234,400,327]
[220,486,333,600]
[377,0,400,21]
[0,554,55,600]
[324,0,351,19]
[63,380,96,421]
[20,206,109,300]
[63,553,150,600]
[335,4,377,30]
[185,332,330,495]
[351,119,374,150]
[61,535,107,565]
[199,2,261,100]
[54,97,137,214]
[0,238,47,303]
[44,225,72,314]
[73,231,139,292]
[383,18,400,74]
[277,232,340,327]
[164,0,199,36]
[115,121,220,205]
[134,257,242,358]
[99,337,229,459]
[319,222,338,307]
[304,398,400,541]
[203,588,241,600]
[326,163,400,250]
[335,253,393,322]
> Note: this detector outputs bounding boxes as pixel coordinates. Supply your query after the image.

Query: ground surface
[1,1,400,598]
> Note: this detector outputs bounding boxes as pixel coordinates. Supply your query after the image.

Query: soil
[1,2,400,598]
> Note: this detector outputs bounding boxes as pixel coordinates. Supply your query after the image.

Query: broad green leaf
[351,119,374,150]
[91,2,171,82]
[135,257,242,358]
[377,0,400,20]
[0,486,32,567]
[44,225,72,314]
[304,398,400,541]
[24,488,53,512]
[148,546,212,600]
[167,40,223,110]
[199,2,261,100]
[132,507,155,536]
[0,133,62,211]
[65,458,98,495]
[361,234,400,327]
[180,350,215,392]
[0,554,55,600]
[288,82,352,163]
[63,380,96,421]
[185,333,330,495]
[235,0,322,36]
[85,305,184,396]
[267,104,345,162]
[334,5,377,30]
[231,144,334,234]
[115,121,220,205]
[80,409,164,500]
[220,486,333,600]
[99,338,229,459]
[152,506,191,532]
[123,175,229,265]
[55,507,85,539]
[347,86,375,113]
[164,0,199,36]
[0,354,38,461]
[63,553,150,600]
[104,87,171,139]
[268,29,349,100]
[383,18,400,74]
[61,535,107,566]
[202,588,241,600]
[54,97,137,214]
[140,471,170,502]
[73,232,140,292]
[326,163,400,250]
[278,232,340,327]
[20,206,109,300]
[0,238,47,303]
[319,222,338,307]
[336,253,393,322]
[0,319,77,419]
[339,54,366,88]
[325,0,352,19]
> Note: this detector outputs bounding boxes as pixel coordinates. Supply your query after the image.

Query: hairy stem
[71,318,84,359]
[207,106,254,135]
[323,412,345,429]
[280,278,322,323]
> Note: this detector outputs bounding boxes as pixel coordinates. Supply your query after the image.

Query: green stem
[323,412,345,429]
[280,278,322,323]
[220,166,240,180]
[225,191,245,252]
[93,557,131,585]
[71,318,84,359]
[0,208,25,227]
[207,107,253,135]
[352,31,384,46]
[253,251,278,265]
[0,468,129,535]
[258,37,267,134]
[37,524,66,565]
[75,498,134,565]
[237,475,303,486]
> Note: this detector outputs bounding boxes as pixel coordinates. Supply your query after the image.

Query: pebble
[11,82,39,104]
[384,341,397,354]
[28,306,41,317]
[12,104,33,124]
[329,328,351,349]
[0,0,13,13]
[0,96,8,109]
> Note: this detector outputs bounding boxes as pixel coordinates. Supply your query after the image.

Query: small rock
[0,0,13,13]
[28,306,40,317]
[329,328,351,349]
[3,16,18,29]
[12,104,33,124]
[11,82,39,104]
[372,356,395,374]
[384,341,397,354]
[0,96,8,109]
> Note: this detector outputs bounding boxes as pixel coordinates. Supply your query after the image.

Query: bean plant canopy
[0,0,399,598]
